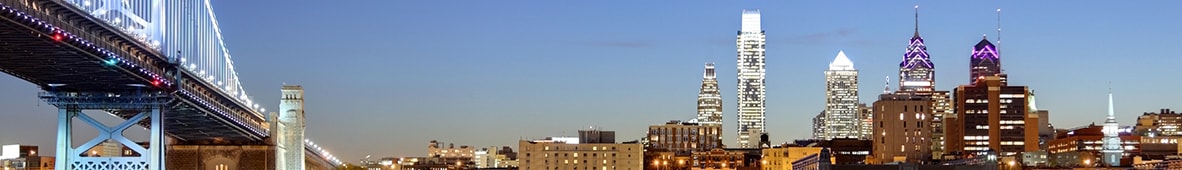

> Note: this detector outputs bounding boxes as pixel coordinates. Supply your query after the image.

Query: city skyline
[1,0,1180,163]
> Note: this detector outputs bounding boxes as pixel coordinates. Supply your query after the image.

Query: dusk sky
[1,0,1180,163]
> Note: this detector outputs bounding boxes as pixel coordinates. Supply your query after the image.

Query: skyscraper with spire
[735,9,766,148]
[892,5,953,158]
[823,51,861,140]
[899,5,935,92]
[697,63,723,126]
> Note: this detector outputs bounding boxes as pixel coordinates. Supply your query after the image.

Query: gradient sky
[1,0,1180,163]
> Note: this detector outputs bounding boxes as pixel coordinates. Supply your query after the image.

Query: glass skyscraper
[735,10,766,148]
[823,51,860,140]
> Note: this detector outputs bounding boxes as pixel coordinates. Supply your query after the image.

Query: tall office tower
[697,63,723,126]
[859,104,873,139]
[899,5,935,92]
[823,51,860,140]
[813,111,825,140]
[970,37,1002,84]
[1101,90,1122,166]
[927,91,951,159]
[736,9,767,148]
[895,6,953,158]
[949,39,1038,156]
[278,85,306,170]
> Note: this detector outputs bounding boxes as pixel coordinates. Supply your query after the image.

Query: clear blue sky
[1,0,1179,163]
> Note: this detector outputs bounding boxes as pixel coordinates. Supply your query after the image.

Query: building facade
[690,148,761,170]
[1048,124,1140,167]
[823,51,861,140]
[647,120,723,156]
[580,130,616,144]
[947,38,1039,157]
[736,9,767,148]
[278,85,306,170]
[928,91,952,159]
[969,37,1002,85]
[950,75,1037,156]
[1135,109,1182,136]
[1134,109,1182,159]
[698,63,724,126]
[0,145,53,170]
[872,93,933,163]
[859,104,873,140]
[895,9,953,159]
[475,146,518,169]
[820,139,872,165]
[812,111,824,140]
[428,140,475,159]
[517,140,643,170]
[898,6,935,93]
[762,146,824,170]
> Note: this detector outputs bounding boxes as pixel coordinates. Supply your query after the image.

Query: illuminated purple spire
[898,4,935,92]
[969,36,1001,84]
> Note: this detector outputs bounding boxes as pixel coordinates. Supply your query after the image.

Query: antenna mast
[996,6,1002,50]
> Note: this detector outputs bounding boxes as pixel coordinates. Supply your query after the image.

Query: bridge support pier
[42,91,170,170]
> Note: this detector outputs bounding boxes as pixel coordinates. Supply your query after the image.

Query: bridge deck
[0,0,266,142]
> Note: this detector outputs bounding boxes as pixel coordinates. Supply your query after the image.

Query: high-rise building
[899,5,935,92]
[277,85,306,170]
[859,103,873,139]
[894,6,953,159]
[948,38,1038,156]
[872,92,933,163]
[813,111,825,140]
[736,9,767,148]
[823,51,860,140]
[969,37,1003,84]
[647,120,723,156]
[927,91,952,159]
[697,63,723,126]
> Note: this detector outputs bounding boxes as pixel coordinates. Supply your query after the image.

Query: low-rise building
[0,145,53,170]
[647,120,723,156]
[762,145,823,170]
[1048,124,1140,167]
[475,146,518,169]
[429,140,476,159]
[690,148,761,170]
[517,138,643,170]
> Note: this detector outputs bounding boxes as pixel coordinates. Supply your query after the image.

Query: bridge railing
[55,0,266,120]
[0,0,269,139]
[176,69,268,138]
[0,0,173,88]
[306,139,343,166]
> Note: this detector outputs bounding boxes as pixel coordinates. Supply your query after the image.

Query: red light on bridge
[51,33,62,42]
[151,80,161,86]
